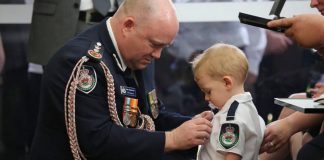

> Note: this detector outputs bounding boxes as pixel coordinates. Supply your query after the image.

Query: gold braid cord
[64,56,155,160]
[64,56,88,160]
[99,61,155,131]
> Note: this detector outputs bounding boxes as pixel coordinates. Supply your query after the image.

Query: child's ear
[223,76,233,89]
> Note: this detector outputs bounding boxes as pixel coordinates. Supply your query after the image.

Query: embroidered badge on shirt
[148,89,159,119]
[77,65,97,94]
[219,123,239,149]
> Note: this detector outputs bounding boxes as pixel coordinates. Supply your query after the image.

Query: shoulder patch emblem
[77,65,97,94]
[219,123,239,149]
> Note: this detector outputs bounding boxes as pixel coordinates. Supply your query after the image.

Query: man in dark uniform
[26,0,121,154]
[30,0,213,159]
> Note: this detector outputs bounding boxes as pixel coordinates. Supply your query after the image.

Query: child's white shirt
[197,92,265,160]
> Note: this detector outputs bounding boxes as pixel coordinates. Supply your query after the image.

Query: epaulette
[226,101,239,121]
[86,42,103,62]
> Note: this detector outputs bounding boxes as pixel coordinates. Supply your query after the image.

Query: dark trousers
[25,72,42,153]
[297,132,324,160]
[2,66,28,160]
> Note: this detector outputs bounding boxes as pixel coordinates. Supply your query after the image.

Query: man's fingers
[193,138,206,146]
[267,19,282,27]
[195,123,212,133]
[281,18,293,27]
[285,28,294,38]
[267,18,293,28]
[193,117,213,128]
[201,111,214,121]
[195,111,214,121]
[195,131,211,140]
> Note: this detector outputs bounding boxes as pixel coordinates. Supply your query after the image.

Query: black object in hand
[238,0,287,32]
[238,12,286,33]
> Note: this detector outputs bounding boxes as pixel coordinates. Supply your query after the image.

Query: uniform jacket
[30,18,190,160]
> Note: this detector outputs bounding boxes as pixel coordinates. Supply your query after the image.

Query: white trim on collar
[218,92,253,114]
[106,17,127,72]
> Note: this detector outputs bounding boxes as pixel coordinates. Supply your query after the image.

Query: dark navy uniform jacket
[30,19,190,160]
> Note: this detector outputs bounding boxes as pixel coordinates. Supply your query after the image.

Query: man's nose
[151,48,162,59]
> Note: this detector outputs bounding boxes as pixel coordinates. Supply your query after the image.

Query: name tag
[120,86,136,97]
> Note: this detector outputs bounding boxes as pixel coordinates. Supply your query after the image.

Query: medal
[123,97,138,127]
[148,89,159,119]
[123,97,131,126]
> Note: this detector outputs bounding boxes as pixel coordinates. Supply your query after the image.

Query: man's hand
[165,117,212,152]
[267,14,324,50]
[193,110,214,121]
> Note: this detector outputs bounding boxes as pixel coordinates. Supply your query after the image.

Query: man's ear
[122,17,135,33]
[223,76,233,89]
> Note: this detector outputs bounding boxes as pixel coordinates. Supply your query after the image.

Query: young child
[192,43,266,160]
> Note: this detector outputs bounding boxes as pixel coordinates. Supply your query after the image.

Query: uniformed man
[30,0,213,159]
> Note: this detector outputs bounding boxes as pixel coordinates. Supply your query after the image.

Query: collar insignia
[87,42,103,62]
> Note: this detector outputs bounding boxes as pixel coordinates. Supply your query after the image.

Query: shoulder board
[87,42,103,62]
[226,101,239,121]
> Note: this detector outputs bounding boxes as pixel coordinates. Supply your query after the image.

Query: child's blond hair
[192,43,249,85]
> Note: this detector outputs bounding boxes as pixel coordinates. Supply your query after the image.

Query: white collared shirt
[197,92,265,160]
[106,17,127,72]
[80,0,94,11]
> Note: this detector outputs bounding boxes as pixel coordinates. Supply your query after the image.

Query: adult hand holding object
[267,14,324,56]
[165,117,212,151]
